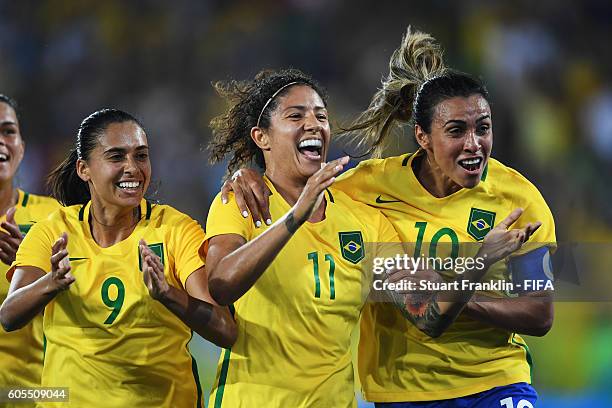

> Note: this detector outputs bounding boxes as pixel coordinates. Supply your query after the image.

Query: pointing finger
[497,208,523,230]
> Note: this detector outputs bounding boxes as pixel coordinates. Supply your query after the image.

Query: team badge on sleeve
[467,208,496,241]
[338,231,364,264]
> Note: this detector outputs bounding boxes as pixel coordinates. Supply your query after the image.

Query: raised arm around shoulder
[221,168,271,227]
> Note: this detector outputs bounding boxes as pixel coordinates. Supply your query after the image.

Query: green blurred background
[1,1,610,406]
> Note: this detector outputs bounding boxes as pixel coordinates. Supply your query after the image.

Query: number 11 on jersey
[307,252,336,300]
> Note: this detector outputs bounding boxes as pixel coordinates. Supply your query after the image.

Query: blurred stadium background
[1,0,611,406]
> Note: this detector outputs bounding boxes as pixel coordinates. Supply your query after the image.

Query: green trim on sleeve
[21,192,29,207]
[145,200,152,220]
[190,354,203,408]
[511,333,533,383]
[481,162,489,181]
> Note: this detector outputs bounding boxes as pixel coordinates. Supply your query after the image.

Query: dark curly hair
[209,68,328,177]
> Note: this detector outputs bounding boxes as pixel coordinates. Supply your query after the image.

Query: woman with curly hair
[223,28,554,408]
[204,67,538,408]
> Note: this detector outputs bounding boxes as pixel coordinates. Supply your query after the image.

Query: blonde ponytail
[341,27,447,158]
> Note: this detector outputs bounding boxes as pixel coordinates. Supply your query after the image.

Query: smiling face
[77,121,151,210]
[0,102,25,184]
[253,84,330,183]
[416,94,492,191]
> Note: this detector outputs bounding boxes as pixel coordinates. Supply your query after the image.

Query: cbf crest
[467,208,496,241]
[338,231,364,264]
[18,224,32,236]
[138,242,165,271]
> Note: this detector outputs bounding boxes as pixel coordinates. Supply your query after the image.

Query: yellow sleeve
[8,221,55,281]
[511,181,557,256]
[205,192,253,242]
[369,210,405,261]
[375,212,401,243]
[334,160,379,204]
[169,214,207,288]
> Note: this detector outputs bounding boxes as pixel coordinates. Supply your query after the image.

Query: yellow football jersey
[0,190,60,407]
[9,199,205,408]
[334,150,556,402]
[205,177,400,408]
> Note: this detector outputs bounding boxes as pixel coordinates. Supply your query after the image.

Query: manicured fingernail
[222,198,228,204]
[255,220,262,228]
[335,165,342,171]
[265,219,272,225]
[242,211,248,218]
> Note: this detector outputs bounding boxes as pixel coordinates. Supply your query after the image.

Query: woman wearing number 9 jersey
[0,109,236,407]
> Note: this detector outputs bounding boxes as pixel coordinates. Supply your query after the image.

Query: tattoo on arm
[284,211,300,234]
[389,291,452,338]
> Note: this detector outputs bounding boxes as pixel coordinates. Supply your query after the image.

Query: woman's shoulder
[343,153,412,177]
[488,158,542,190]
[18,191,61,209]
[327,187,388,222]
[486,158,550,207]
[145,201,202,229]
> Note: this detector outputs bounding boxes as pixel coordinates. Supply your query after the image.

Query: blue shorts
[374,382,538,408]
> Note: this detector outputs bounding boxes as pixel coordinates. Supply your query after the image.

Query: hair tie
[76,134,83,160]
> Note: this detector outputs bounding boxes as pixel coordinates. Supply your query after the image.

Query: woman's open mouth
[297,138,323,161]
[458,157,483,174]
[115,180,142,193]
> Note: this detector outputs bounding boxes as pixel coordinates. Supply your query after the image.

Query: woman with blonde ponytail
[338,27,555,408]
[343,28,447,158]
[223,27,555,407]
